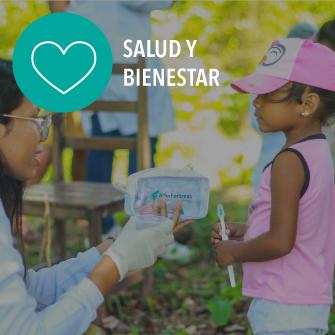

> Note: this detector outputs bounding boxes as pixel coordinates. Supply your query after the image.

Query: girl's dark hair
[265,82,335,125]
[0,58,26,276]
[317,19,335,48]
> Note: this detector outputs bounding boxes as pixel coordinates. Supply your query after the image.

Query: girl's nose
[253,95,261,108]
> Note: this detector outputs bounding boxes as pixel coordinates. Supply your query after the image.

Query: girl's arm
[214,150,304,266]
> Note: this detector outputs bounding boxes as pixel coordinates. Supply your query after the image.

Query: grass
[25,182,252,334]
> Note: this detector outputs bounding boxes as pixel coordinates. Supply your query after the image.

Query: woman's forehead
[14,98,40,115]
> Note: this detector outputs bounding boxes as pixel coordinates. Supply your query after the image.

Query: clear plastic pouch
[124,168,210,220]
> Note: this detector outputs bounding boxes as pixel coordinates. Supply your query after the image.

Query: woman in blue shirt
[0,58,179,334]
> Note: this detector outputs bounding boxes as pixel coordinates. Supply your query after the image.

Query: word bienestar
[124,68,220,87]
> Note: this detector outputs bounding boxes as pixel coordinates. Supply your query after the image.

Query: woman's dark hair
[0,58,26,277]
[265,82,335,126]
[317,19,335,48]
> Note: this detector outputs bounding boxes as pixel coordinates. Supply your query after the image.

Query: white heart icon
[31,41,97,95]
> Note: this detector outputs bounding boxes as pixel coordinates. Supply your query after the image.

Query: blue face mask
[124,168,210,220]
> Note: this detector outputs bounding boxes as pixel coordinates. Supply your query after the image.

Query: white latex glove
[104,216,174,281]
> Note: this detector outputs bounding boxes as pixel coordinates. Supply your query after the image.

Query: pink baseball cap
[231,38,335,94]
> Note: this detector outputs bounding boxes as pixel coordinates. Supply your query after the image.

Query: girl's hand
[153,198,193,234]
[213,240,236,267]
[211,222,248,243]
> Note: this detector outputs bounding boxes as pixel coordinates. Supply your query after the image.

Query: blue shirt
[0,200,103,335]
[67,0,176,137]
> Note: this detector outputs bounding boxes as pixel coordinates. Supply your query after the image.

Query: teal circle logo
[13,13,112,112]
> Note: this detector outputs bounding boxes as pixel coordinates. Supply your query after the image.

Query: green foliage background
[1,1,334,175]
[2,0,334,146]
[0,1,334,186]
[160,1,335,137]
[2,2,335,332]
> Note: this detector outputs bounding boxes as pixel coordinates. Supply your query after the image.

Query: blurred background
[1,1,335,334]
[2,1,335,192]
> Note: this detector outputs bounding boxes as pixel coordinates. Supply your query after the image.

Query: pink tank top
[243,134,335,304]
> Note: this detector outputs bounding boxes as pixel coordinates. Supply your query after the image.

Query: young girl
[212,38,335,335]
[0,58,180,334]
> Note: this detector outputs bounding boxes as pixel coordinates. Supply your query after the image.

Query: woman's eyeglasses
[0,114,52,142]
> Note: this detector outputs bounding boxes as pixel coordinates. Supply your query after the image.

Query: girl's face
[253,83,302,132]
[0,98,44,181]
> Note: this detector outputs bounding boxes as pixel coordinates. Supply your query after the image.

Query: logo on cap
[262,43,286,66]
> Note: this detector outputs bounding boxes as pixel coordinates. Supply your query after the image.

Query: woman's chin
[19,167,36,182]
[28,168,37,181]
[5,165,34,182]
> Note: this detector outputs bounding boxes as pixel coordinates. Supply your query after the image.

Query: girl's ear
[301,92,320,116]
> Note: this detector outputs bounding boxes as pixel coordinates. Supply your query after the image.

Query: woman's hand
[152,198,193,234]
[88,199,192,296]
[89,214,175,296]
[95,199,192,255]
[211,222,248,244]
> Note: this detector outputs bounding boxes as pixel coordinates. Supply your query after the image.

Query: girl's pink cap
[232,38,335,94]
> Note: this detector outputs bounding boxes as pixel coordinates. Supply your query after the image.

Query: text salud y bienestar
[123,40,220,87]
